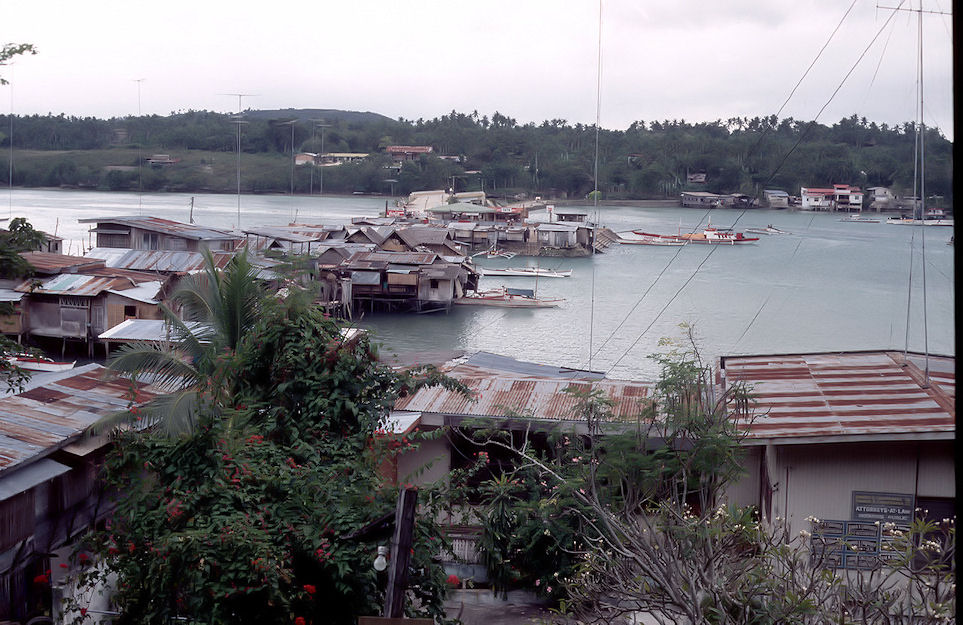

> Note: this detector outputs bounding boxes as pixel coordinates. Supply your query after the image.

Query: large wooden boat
[454,287,563,308]
[632,224,759,245]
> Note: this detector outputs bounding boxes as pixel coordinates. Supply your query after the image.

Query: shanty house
[0,365,160,621]
[339,250,477,313]
[721,350,954,569]
[378,226,466,257]
[78,217,242,252]
[14,253,167,354]
[763,189,790,209]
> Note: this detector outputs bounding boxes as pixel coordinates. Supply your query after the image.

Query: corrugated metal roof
[721,351,955,442]
[98,318,209,342]
[0,288,25,302]
[0,364,162,471]
[86,248,234,272]
[394,354,649,422]
[0,458,71,501]
[16,274,126,296]
[106,280,164,304]
[347,251,437,266]
[78,216,239,241]
[20,252,105,274]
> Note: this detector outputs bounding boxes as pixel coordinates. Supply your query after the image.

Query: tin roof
[16,274,129,297]
[346,251,438,266]
[394,352,649,422]
[86,247,235,273]
[106,280,164,304]
[98,318,210,342]
[20,251,105,274]
[78,216,240,241]
[0,364,161,471]
[721,351,955,443]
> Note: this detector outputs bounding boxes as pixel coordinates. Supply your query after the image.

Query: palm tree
[98,248,267,436]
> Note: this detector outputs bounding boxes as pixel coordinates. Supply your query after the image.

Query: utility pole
[383,487,417,618]
[280,119,297,196]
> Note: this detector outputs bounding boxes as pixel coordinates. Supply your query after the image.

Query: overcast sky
[2,0,954,139]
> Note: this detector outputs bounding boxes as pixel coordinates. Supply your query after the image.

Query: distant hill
[243,108,396,125]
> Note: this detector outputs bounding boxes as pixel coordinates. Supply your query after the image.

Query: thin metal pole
[917,2,929,385]
[134,78,144,213]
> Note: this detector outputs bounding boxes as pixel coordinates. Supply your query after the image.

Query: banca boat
[454,287,563,308]
[6,354,77,372]
[632,224,759,245]
[745,225,792,235]
[478,267,572,278]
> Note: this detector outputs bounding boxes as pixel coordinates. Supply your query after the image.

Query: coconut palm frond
[107,342,200,392]
[214,250,265,350]
[88,389,204,437]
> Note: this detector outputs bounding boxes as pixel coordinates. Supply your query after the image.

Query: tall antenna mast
[222,93,257,229]
[588,0,603,370]
[133,78,145,213]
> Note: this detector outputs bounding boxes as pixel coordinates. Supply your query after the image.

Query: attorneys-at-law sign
[851,491,915,523]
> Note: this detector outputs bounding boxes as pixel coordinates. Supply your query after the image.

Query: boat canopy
[506,288,535,298]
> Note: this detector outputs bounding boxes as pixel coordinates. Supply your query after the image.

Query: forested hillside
[0,109,952,202]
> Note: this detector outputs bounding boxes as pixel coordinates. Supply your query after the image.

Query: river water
[8,189,955,381]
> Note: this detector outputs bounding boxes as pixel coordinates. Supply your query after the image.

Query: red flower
[446,573,460,587]
[80,608,87,617]
[303,584,316,595]
[294,618,306,625]
[33,574,49,585]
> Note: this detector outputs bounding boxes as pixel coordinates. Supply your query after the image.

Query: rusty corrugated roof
[86,248,235,273]
[346,250,438,266]
[15,274,129,296]
[394,356,650,422]
[721,351,955,442]
[78,216,240,241]
[0,364,161,470]
[20,252,105,274]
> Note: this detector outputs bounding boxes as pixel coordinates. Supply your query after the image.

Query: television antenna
[133,78,145,213]
[221,93,257,229]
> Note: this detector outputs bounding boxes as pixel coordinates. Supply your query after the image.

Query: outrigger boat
[632,223,759,245]
[839,213,880,223]
[478,267,572,278]
[618,235,688,246]
[6,354,76,372]
[745,225,792,235]
[454,287,563,308]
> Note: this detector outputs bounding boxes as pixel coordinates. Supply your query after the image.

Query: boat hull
[6,356,76,372]
[478,268,572,277]
[632,230,759,244]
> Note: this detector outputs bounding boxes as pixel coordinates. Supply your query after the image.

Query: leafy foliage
[0,217,45,392]
[67,303,457,624]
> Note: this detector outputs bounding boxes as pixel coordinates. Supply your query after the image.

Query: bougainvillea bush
[66,303,458,625]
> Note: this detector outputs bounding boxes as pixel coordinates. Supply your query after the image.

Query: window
[124,305,137,318]
[430,279,440,289]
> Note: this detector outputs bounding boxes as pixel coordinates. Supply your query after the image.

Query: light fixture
[373,545,389,572]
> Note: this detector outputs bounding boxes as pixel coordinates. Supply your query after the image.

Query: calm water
[10,189,955,380]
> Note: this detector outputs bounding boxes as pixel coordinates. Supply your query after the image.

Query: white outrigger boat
[478,267,572,278]
[6,354,76,372]
[454,287,563,308]
[745,225,793,235]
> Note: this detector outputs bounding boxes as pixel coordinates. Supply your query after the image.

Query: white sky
[2,0,954,139]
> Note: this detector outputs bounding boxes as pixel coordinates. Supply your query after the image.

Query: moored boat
[618,235,688,246]
[632,224,759,244]
[746,225,792,235]
[6,354,77,372]
[839,213,880,223]
[454,287,563,308]
[478,267,572,278]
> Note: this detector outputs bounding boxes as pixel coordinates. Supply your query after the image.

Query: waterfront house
[0,365,161,621]
[12,252,167,355]
[680,191,734,208]
[866,186,895,211]
[720,350,954,568]
[378,226,466,257]
[345,226,387,246]
[78,217,242,252]
[294,152,318,166]
[800,185,863,212]
[337,250,479,314]
[318,152,369,166]
[242,224,345,254]
[762,189,790,209]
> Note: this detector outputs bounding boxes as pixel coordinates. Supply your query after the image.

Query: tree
[65,302,459,625]
[0,43,36,84]
[0,217,45,392]
[101,248,267,436]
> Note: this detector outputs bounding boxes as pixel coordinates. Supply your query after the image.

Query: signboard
[852,491,915,523]
[810,518,912,570]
